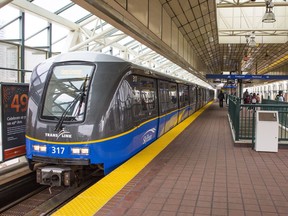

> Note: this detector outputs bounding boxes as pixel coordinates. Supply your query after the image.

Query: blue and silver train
[25,52,214,186]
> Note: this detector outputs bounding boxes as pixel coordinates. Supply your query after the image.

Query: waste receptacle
[255,110,278,152]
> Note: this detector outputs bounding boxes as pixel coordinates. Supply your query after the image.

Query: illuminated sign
[206,74,288,80]
[0,83,29,162]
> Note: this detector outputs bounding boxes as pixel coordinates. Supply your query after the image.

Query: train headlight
[71,147,89,155]
[39,145,47,152]
[33,145,40,151]
[81,148,89,155]
[71,148,80,154]
[33,144,47,152]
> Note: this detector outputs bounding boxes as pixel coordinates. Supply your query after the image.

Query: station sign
[0,83,29,162]
[206,74,288,80]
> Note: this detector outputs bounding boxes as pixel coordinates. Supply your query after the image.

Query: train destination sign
[206,74,288,80]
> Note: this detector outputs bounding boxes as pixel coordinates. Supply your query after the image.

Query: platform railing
[228,96,288,144]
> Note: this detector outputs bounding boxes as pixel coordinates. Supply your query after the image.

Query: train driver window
[41,64,94,122]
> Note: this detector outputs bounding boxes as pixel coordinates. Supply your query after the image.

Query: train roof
[39,51,208,89]
[50,51,127,63]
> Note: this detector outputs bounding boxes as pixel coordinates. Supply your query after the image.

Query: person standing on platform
[218,90,224,108]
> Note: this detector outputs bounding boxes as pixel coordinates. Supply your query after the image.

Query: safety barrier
[228,95,288,144]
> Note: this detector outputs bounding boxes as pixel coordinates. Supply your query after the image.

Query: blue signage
[206,74,288,80]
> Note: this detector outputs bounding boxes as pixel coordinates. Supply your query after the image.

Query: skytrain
[25,52,214,186]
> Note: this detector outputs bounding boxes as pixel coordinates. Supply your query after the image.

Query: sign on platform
[0,83,29,162]
[206,74,288,80]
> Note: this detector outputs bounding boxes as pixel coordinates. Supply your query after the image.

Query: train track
[0,174,102,215]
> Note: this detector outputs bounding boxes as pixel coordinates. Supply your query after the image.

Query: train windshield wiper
[76,74,88,116]
[54,75,89,132]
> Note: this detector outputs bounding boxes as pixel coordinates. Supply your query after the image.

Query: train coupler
[36,167,75,187]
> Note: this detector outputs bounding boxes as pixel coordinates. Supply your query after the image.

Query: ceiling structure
[160,0,288,74]
[1,0,288,88]
[161,0,288,78]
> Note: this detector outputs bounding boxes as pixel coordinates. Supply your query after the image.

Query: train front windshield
[41,64,95,123]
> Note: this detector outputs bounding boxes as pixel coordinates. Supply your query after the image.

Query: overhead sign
[223,85,237,89]
[206,74,288,80]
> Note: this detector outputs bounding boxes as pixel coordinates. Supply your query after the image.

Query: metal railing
[228,95,288,144]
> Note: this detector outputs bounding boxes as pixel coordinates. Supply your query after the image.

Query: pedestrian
[218,90,224,108]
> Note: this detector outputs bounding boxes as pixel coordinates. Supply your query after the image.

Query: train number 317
[51,147,65,154]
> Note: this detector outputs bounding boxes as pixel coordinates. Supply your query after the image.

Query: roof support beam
[72,0,207,82]
[217,2,288,8]
[11,0,79,30]
[0,0,12,8]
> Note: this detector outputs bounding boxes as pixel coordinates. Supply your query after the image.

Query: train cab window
[41,64,94,122]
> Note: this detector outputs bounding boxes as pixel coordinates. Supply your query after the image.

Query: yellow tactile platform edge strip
[53,102,212,216]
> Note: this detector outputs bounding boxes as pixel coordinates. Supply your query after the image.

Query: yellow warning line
[52,102,212,216]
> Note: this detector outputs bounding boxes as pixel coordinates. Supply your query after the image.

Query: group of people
[243,89,260,105]
[217,89,286,108]
[275,91,285,102]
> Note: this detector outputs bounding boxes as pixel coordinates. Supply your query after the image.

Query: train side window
[139,77,156,112]
[129,75,157,121]
[178,84,189,108]
[168,82,178,111]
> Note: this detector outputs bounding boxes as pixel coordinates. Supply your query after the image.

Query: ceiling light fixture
[262,0,276,23]
[249,32,257,47]
[245,32,257,47]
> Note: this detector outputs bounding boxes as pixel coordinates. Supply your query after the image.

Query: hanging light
[248,32,257,47]
[262,0,276,23]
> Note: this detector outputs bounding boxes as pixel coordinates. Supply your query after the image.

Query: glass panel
[0,5,20,40]
[140,77,156,111]
[25,13,48,47]
[0,42,18,82]
[168,83,178,110]
[51,23,69,53]
[0,5,19,39]
[25,48,47,71]
[58,4,91,23]
[32,0,72,13]
[42,64,95,122]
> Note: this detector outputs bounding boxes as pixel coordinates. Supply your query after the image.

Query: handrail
[227,96,288,144]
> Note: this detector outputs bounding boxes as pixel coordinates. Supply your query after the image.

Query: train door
[129,74,159,145]
[189,84,196,115]
[157,80,168,137]
[164,82,178,133]
[178,84,189,123]
[157,80,178,137]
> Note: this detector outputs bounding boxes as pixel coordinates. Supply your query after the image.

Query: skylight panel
[58,4,91,23]
[32,0,71,14]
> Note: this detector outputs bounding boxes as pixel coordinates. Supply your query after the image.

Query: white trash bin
[255,110,278,152]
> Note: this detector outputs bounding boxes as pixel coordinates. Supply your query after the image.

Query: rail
[228,95,288,144]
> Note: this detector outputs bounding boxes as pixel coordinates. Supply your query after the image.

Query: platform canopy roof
[0,0,288,88]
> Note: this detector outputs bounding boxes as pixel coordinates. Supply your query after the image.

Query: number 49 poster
[0,83,29,162]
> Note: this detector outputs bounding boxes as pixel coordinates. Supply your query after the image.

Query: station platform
[54,102,288,216]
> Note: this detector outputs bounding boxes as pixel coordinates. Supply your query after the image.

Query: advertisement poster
[1,83,29,162]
